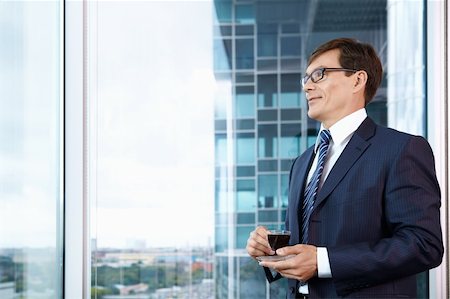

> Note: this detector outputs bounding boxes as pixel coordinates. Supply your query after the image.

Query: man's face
[303,49,357,128]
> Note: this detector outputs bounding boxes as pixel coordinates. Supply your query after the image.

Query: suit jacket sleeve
[262,156,300,284]
[328,135,444,295]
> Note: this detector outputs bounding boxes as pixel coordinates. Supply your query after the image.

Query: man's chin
[307,110,320,120]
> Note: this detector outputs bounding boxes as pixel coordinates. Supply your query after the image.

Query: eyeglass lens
[302,68,324,87]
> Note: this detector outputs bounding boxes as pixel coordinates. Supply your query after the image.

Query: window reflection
[236,133,255,164]
[236,179,256,212]
[258,124,278,158]
[280,74,301,108]
[214,39,232,71]
[281,36,301,56]
[80,0,428,298]
[211,0,431,297]
[236,226,253,248]
[257,24,277,57]
[235,86,255,118]
[280,136,300,159]
[235,4,254,24]
[88,2,215,298]
[0,1,62,298]
[235,39,254,69]
[258,75,278,107]
[258,174,278,209]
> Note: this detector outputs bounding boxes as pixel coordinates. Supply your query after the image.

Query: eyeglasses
[301,67,357,88]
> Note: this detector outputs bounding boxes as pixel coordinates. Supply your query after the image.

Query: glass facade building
[213,1,426,298]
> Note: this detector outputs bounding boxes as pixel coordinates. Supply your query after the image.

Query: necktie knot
[319,129,332,147]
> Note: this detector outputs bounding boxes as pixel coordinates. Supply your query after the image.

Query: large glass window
[236,133,255,164]
[236,39,254,69]
[257,23,277,57]
[235,86,255,118]
[215,134,227,165]
[86,2,215,298]
[236,179,256,212]
[0,0,438,298]
[212,0,429,298]
[280,74,301,108]
[258,124,278,158]
[258,74,277,107]
[235,4,254,24]
[279,136,300,159]
[0,2,63,298]
[280,36,301,56]
[77,0,430,298]
[214,39,232,71]
[258,174,278,209]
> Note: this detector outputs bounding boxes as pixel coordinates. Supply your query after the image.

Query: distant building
[212,1,387,298]
[115,283,149,295]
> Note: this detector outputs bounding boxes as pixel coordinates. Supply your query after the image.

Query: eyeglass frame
[301,67,358,88]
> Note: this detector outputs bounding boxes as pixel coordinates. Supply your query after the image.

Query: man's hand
[246,226,275,258]
[258,244,318,282]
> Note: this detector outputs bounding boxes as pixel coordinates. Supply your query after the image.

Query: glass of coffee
[267,230,291,254]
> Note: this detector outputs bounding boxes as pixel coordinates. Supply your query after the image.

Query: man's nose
[302,79,314,92]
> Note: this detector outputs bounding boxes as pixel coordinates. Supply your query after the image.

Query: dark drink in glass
[268,230,291,253]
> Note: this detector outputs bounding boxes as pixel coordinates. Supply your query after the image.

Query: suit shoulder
[375,124,429,145]
[371,124,434,159]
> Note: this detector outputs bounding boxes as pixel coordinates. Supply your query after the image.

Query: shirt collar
[314,108,368,152]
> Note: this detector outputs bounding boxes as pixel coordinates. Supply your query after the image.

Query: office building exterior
[212,1,397,298]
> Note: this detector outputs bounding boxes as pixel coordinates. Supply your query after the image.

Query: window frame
[426,0,448,298]
[63,1,449,298]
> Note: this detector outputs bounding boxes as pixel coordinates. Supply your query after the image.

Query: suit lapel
[313,117,376,209]
[292,148,315,212]
[289,147,314,244]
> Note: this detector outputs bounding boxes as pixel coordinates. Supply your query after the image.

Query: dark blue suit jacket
[265,117,443,298]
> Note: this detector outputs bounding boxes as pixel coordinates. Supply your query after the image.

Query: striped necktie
[302,129,332,244]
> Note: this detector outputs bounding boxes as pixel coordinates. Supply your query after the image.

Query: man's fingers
[252,226,269,241]
[247,236,273,256]
[259,257,314,282]
[246,239,265,254]
[246,226,275,257]
[259,259,288,270]
[276,244,313,255]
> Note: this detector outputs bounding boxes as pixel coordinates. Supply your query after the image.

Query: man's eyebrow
[305,66,325,75]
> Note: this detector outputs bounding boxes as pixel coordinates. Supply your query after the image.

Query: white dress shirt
[299,108,367,294]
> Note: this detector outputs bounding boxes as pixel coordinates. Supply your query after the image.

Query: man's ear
[353,70,368,93]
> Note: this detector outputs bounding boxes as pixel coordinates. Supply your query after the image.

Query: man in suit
[246,38,443,298]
